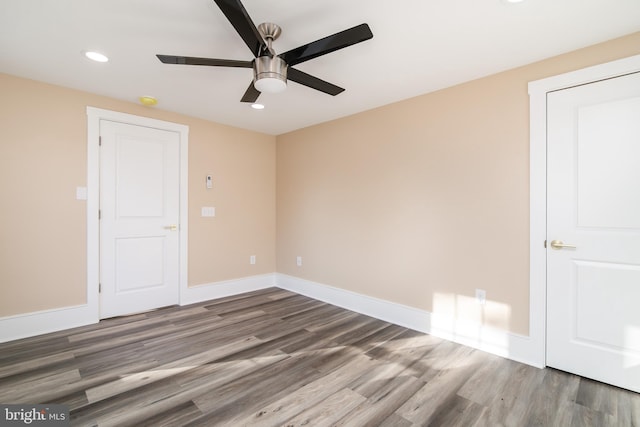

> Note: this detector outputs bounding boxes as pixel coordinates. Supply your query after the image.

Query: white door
[99,120,180,318]
[546,71,640,392]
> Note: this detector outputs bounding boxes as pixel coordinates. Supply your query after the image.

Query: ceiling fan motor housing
[254,56,288,93]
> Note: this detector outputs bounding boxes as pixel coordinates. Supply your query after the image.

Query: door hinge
[99,136,102,146]
[98,209,101,220]
[99,283,102,293]
[544,239,547,248]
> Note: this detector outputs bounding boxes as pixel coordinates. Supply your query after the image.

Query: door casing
[86,107,189,319]
[528,54,640,367]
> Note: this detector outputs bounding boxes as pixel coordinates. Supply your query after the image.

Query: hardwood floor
[1,288,638,426]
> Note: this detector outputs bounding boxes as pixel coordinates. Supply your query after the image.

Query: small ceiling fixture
[504,0,525,3]
[139,96,158,106]
[251,103,265,110]
[84,51,109,62]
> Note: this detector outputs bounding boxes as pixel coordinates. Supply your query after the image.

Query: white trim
[86,107,189,320]
[0,273,275,342]
[0,268,536,366]
[276,274,540,367]
[528,54,640,368]
[0,304,96,343]
[277,274,428,331]
[181,274,277,305]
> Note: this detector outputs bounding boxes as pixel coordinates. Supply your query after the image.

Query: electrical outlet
[250,255,256,265]
[296,256,302,267]
[475,289,486,305]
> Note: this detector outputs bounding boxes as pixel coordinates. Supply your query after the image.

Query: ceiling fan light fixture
[255,76,287,93]
[254,56,287,94]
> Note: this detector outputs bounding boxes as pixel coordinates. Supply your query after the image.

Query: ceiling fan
[156,0,373,103]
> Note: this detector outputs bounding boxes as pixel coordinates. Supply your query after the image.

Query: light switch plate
[76,187,88,200]
[201,207,215,217]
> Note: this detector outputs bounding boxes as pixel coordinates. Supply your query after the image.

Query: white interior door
[546,71,640,392]
[100,120,180,318]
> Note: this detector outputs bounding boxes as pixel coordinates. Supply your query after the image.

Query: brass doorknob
[550,239,576,250]
[163,225,178,231]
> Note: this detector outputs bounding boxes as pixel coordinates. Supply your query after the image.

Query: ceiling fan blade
[240,81,261,103]
[287,68,345,96]
[279,23,373,67]
[157,55,253,68]
[213,0,269,57]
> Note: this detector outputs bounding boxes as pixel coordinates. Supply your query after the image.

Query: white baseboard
[0,304,98,343]
[276,273,429,331]
[276,273,542,368]
[0,273,276,343]
[1,271,543,368]
[180,273,277,305]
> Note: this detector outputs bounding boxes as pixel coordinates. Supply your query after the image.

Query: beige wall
[2,32,638,329]
[276,32,640,336]
[0,74,276,317]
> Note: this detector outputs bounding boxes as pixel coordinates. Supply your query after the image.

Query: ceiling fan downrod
[258,22,281,54]
[254,23,287,93]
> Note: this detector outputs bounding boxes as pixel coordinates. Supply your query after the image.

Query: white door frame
[528,54,640,367]
[86,107,189,318]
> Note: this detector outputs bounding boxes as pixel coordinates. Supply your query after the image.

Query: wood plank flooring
[1,288,639,426]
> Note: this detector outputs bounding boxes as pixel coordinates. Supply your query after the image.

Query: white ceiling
[1,1,639,135]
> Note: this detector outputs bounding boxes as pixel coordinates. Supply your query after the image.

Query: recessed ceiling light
[504,0,525,3]
[251,103,265,110]
[84,51,109,62]
[139,96,158,106]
